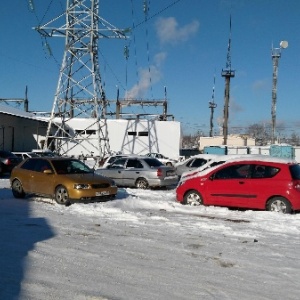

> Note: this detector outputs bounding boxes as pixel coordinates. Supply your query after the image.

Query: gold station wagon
[10,157,118,206]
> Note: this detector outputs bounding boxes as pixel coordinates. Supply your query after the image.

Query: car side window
[252,165,266,178]
[191,158,207,168]
[214,164,251,179]
[126,159,143,169]
[110,158,126,169]
[21,159,38,171]
[186,159,194,167]
[252,165,279,179]
[210,161,225,168]
[34,160,52,173]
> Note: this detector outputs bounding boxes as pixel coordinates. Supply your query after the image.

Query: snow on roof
[175,153,224,167]
[0,104,48,122]
[180,154,297,182]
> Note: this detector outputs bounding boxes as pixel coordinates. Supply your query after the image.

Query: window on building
[138,131,148,136]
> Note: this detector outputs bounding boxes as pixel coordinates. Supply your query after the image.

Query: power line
[132,0,183,30]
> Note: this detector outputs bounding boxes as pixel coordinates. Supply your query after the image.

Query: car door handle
[135,172,140,174]
[239,181,245,184]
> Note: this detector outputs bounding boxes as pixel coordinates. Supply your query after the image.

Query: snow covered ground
[1,177,300,300]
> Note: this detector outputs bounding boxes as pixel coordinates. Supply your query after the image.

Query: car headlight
[74,183,90,190]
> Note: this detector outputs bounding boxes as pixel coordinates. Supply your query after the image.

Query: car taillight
[157,168,163,177]
[4,158,10,165]
[294,181,300,191]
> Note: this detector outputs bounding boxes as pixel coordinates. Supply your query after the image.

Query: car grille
[91,183,110,189]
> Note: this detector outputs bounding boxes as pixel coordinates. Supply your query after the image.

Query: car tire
[55,185,71,206]
[267,197,292,214]
[135,178,149,189]
[183,190,203,206]
[12,179,25,198]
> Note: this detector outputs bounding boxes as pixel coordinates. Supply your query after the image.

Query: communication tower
[221,16,235,145]
[271,41,288,144]
[208,74,217,137]
[35,0,128,158]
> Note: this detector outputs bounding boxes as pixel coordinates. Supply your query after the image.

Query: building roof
[0,104,48,122]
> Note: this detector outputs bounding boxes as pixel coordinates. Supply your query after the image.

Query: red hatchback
[176,158,300,214]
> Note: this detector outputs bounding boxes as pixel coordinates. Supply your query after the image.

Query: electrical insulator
[28,0,35,11]
[124,46,129,60]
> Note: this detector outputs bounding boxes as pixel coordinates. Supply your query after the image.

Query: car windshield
[51,159,92,174]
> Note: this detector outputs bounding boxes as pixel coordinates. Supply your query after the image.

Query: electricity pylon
[35,0,129,158]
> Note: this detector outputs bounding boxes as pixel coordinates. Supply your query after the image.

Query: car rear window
[289,164,300,180]
[144,158,163,167]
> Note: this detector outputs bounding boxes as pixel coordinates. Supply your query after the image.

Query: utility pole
[35,0,129,158]
[221,16,235,145]
[208,74,217,137]
[271,41,288,144]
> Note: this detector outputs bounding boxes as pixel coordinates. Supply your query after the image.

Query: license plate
[167,170,175,176]
[96,191,110,196]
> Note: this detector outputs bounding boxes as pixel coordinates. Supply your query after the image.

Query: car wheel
[267,197,292,214]
[12,179,25,198]
[55,185,71,206]
[135,178,149,189]
[184,190,203,206]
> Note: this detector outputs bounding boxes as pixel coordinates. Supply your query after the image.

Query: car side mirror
[43,169,53,174]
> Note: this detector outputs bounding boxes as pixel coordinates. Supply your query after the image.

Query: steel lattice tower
[221,16,235,145]
[35,0,128,158]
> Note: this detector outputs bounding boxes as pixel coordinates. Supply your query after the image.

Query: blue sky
[1,0,300,136]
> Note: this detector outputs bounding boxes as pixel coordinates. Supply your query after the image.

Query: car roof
[176,153,255,167]
[181,155,297,181]
[109,153,141,158]
[218,155,297,164]
[201,157,296,176]
[13,151,37,154]
[25,157,73,161]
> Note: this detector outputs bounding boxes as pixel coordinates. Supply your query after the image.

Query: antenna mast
[208,73,217,137]
[35,0,128,158]
[221,15,235,145]
[271,40,288,144]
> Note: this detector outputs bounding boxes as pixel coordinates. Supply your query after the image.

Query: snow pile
[1,178,300,300]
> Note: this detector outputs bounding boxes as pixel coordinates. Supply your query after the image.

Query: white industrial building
[0,105,182,160]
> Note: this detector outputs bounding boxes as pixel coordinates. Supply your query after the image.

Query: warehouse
[0,105,48,152]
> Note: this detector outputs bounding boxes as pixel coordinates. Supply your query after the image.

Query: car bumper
[69,194,117,204]
[175,185,185,202]
[68,186,118,202]
[148,176,178,187]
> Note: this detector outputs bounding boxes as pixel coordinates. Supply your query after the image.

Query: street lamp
[271,40,288,144]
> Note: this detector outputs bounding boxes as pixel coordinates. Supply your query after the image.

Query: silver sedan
[95,157,178,189]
